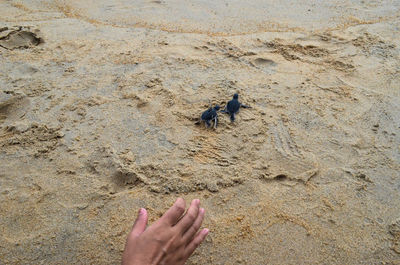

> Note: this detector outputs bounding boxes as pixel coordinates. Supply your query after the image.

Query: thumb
[130,208,148,237]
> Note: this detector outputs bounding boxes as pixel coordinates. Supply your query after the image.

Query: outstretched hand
[122,198,208,265]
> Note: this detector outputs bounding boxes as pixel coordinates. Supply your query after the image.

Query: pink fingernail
[203,228,209,235]
[139,208,146,215]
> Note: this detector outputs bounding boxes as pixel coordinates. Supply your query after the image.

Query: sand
[1,0,400,264]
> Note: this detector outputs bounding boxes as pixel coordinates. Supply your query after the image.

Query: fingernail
[199,208,205,214]
[139,208,146,215]
[202,228,209,235]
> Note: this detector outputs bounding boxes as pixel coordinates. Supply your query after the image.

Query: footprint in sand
[250,57,277,74]
[0,26,42,50]
[0,93,30,126]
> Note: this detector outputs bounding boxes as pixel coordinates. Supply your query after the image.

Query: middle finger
[174,199,200,234]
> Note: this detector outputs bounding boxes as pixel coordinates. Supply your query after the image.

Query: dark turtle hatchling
[196,105,220,129]
[222,93,250,122]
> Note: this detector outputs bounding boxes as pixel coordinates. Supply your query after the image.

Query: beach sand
[1,0,400,264]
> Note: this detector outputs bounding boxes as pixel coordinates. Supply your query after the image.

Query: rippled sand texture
[1,0,400,264]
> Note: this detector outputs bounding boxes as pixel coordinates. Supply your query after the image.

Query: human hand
[122,198,208,265]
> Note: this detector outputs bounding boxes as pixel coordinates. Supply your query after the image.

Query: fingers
[175,199,200,233]
[182,207,205,242]
[160,198,186,226]
[184,228,209,258]
[130,208,148,238]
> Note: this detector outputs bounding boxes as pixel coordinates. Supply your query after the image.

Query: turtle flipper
[240,104,251,108]
[214,116,218,129]
[220,107,228,113]
[230,113,235,122]
[205,120,211,128]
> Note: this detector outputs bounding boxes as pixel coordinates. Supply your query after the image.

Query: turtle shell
[226,98,241,114]
[201,107,217,121]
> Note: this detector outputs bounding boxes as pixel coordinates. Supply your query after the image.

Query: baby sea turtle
[222,93,250,122]
[195,105,220,129]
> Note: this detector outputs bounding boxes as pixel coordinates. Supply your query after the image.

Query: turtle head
[214,105,221,111]
[233,93,239,99]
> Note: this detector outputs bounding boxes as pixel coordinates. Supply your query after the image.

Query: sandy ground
[1,0,400,264]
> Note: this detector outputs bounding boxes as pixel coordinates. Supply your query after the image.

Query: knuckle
[128,231,140,240]
[187,212,196,220]
[192,221,201,230]
[154,236,165,243]
[188,226,198,235]
[193,239,201,247]
[175,204,185,213]
[153,232,169,244]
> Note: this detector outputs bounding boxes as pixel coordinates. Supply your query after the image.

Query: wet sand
[1,0,400,264]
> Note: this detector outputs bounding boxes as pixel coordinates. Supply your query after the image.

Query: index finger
[159,197,186,226]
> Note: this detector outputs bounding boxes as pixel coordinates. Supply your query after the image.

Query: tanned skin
[122,198,208,265]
